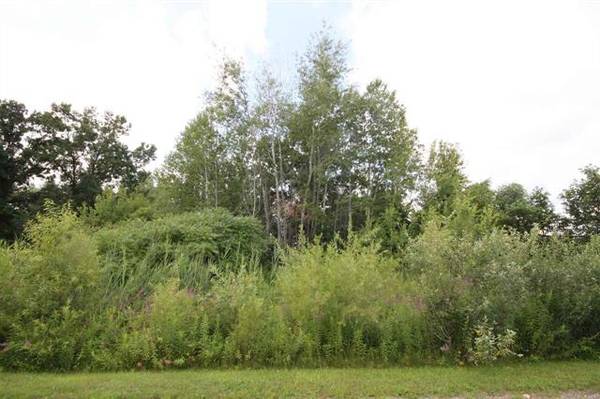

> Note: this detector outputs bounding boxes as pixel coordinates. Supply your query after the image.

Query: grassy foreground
[1,361,599,398]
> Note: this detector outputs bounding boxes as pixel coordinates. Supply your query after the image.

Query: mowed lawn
[1,361,599,398]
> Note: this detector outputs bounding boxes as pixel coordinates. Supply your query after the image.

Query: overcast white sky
[1,0,599,208]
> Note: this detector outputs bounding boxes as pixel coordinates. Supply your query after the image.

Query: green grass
[1,361,599,398]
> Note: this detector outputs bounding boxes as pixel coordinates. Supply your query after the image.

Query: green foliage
[96,208,270,268]
[375,205,411,254]
[34,103,156,207]
[159,58,254,215]
[2,29,600,372]
[94,208,271,307]
[81,188,155,227]
[1,207,600,371]
[213,269,293,366]
[468,317,518,365]
[446,195,498,239]
[0,99,156,241]
[159,30,422,244]
[495,183,557,234]
[404,220,600,361]
[1,30,595,249]
[420,141,467,218]
[562,165,600,238]
[0,100,45,240]
[275,236,426,365]
[0,207,100,370]
[96,279,202,370]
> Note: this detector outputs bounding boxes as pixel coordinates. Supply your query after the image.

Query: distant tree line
[1,31,599,244]
[156,32,599,246]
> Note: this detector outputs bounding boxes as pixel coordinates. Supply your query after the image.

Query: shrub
[89,279,203,370]
[2,204,600,371]
[81,189,155,227]
[404,221,600,360]
[198,265,289,366]
[0,207,100,370]
[96,208,272,304]
[467,317,518,365]
[275,236,426,365]
[96,208,270,267]
[514,234,600,357]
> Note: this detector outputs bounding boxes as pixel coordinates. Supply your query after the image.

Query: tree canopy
[562,165,600,239]
[1,30,598,244]
[0,100,155,240]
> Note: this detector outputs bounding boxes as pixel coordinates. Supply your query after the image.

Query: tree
[160,59,253,214]
[287,30,348,239]
[495,183,532,233]
[464,180,495,212]
[160,112,222,211]
[0,99,156,240]
[495,183,556,234]
[0,100,44,240]
[527,187,557,234]
[253,68,292,243]
[343,80,420,228]
[443,179,500,238]
[35,103,156,207]
[561,165,600,238]
[420,141,467,217]
[160,30,426,244]
[206,59,254,214]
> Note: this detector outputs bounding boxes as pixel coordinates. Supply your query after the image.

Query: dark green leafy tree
[35,103,156,207]
[0,100,45,240]
[495,183,556,234]
[464,180,495,212]
[495,183,532,232]
[561,165,600,238]
[0,100,156,240]
[527,187,557,234]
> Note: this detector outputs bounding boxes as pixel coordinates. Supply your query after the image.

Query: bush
[0,207,100,370]
[514,234,600,357]
[275,236,426,365]
[467,317,518,365]
[96,208,270,267]
[96,208,272,304]
[209,268,292,366]
[81,189,155,227]
[404,221,600,360]
[2,204,599,371]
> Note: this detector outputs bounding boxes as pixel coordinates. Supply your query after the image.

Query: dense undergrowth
[0,207,599,371]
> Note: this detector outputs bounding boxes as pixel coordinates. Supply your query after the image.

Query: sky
[1,0,599,208]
